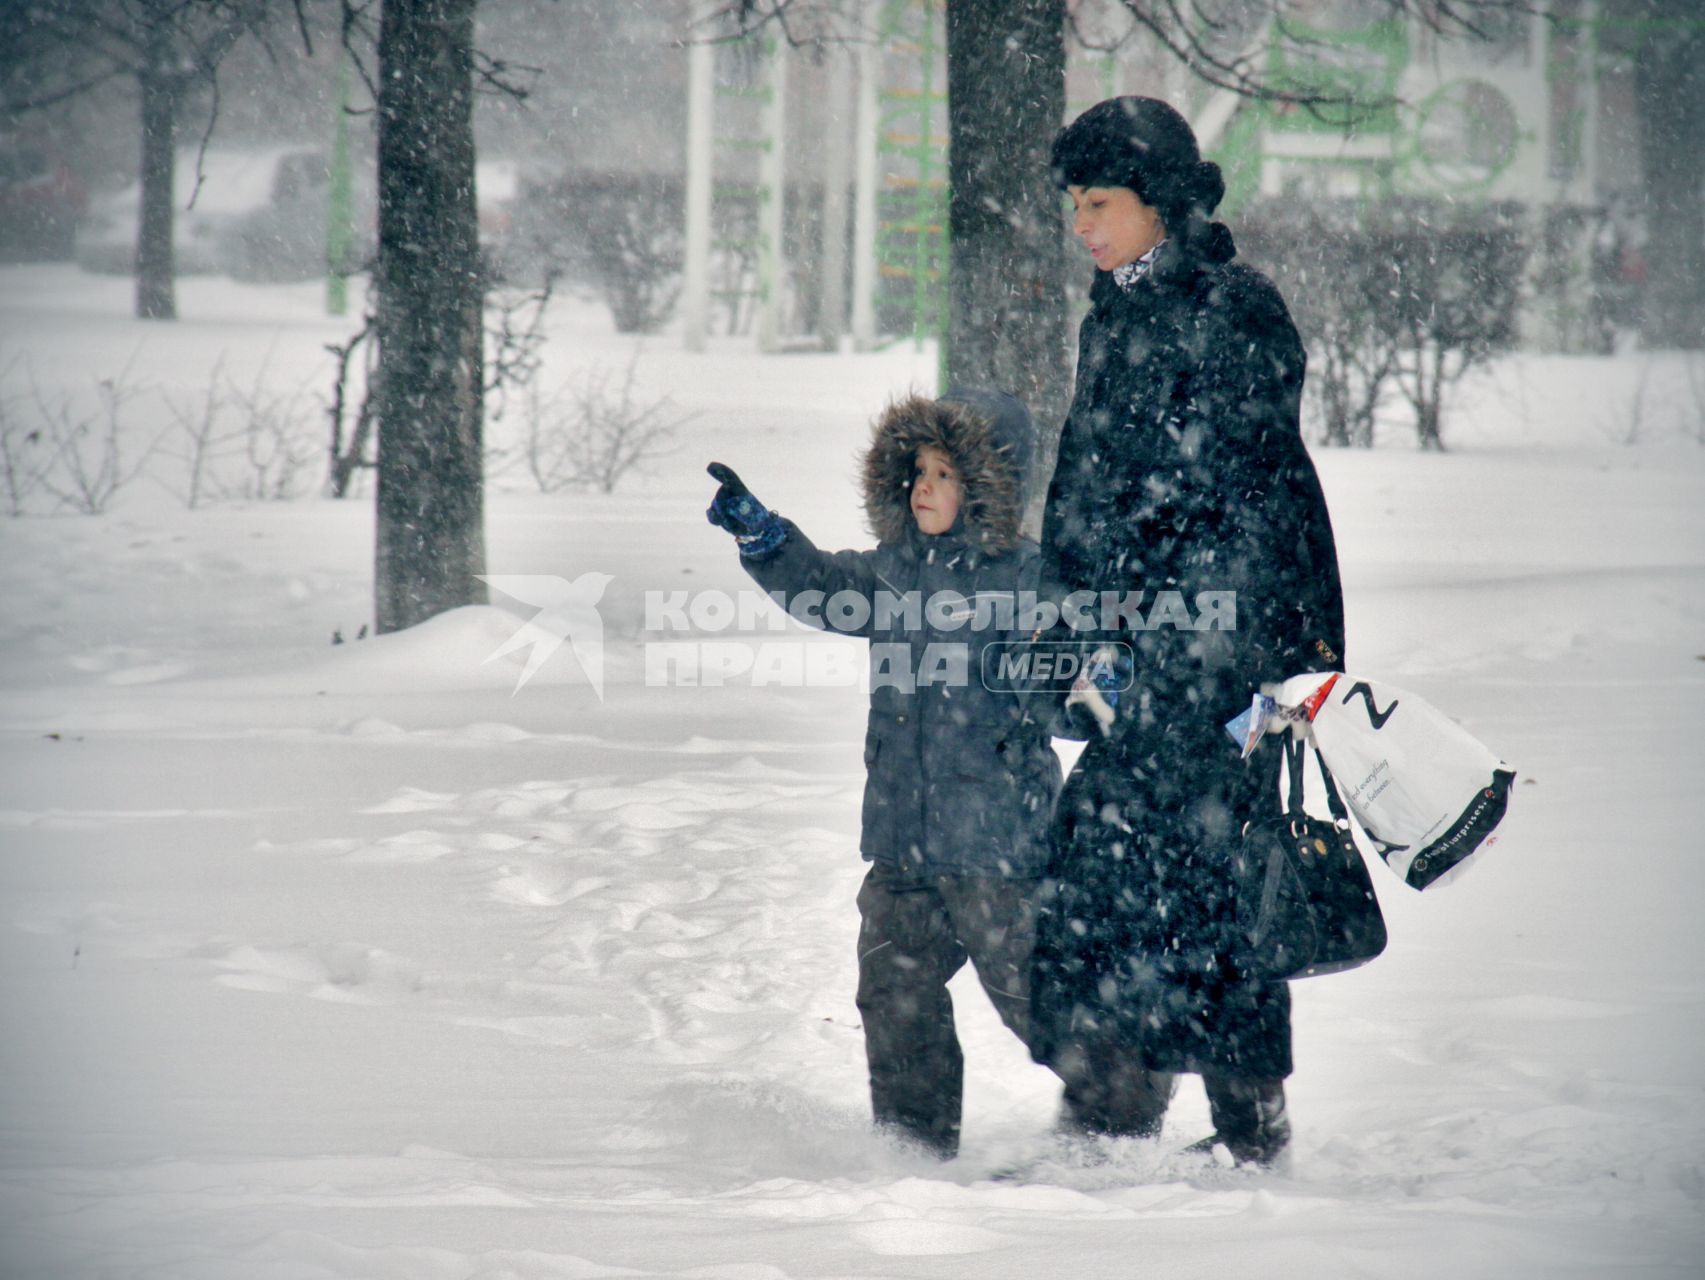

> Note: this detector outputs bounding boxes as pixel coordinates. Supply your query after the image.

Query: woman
[1029,97,1346,1167]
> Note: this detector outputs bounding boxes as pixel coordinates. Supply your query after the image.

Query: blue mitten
[706,462,787,559]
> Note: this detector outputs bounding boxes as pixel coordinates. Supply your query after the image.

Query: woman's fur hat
[1051,96,1226,238]
[860,388,1033,553]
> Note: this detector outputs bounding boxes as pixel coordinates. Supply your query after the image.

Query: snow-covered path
[2,266,1703,1277]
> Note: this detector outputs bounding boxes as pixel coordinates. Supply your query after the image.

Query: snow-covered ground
[1,264,1702,1279]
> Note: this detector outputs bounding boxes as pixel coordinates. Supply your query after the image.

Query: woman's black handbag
[1232,736,1388,981]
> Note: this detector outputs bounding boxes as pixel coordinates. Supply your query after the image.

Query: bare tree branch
[2,64,129,112]
[290,0,315,58]
[183,62,223,210]
[708,0,856,52]
[339,0,381,108]
[472,49,538,101]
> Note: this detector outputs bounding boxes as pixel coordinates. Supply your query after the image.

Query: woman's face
[1067,185,1167,272]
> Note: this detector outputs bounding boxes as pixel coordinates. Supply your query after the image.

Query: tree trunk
[135,63,179,321]
[1318,357,1351,447]
[1632,3,1705,350]
[1416,345,1446,451]
[373,0,487,633]
[944,0,1069,516]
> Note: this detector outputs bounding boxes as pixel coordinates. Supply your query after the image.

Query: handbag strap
[1281,734,1351,826]
[1282,734,1306,813]
[1315,744,1351,824]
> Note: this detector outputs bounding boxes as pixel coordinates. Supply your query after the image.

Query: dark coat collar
[1090,220,1239,311]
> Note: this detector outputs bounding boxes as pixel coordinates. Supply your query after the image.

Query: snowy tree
[369,0,488,633]
[1607,0,1705,350]
[0,0,279,320]
[1382,203,1528,451]
[944,0,1070,506]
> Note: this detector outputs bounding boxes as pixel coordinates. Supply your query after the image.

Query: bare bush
[1298,246,1397,448]
[222,366,319,501]
[1601,357,1656,447]
[327,277,557,500]
[160,355,243,510]
[31,360,157,515]
[1242,199,1528,451]
[1383,203,1530,451]
[0,358,53,517]
[0,401,46,517]
[522,352,689,495]
[518,382,579,494]
[514,172,683,334]
[325,314,378,499]
[485,273,557,423]
[163,357,319,506]
[1241,203,1397,448]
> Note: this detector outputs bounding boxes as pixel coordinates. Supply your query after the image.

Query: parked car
[0,139,87,262]
[74,145,348,278]
[222,148,378,282]
[76,143,516,284]
[215,149,504,283]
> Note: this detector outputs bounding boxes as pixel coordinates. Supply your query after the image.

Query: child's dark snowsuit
[736,391,1062,1157]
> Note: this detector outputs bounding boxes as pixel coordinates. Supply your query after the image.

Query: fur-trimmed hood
[859,390,1034,553]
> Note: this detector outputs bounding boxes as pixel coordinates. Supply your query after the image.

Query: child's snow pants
[854,861,1042,1158]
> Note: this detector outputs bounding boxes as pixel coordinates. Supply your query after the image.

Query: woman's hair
[1051,96,1226,242]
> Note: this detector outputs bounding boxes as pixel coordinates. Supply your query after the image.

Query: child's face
[910,445,961,536]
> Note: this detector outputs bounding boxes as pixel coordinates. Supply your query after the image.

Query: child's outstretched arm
[704,462,880,639]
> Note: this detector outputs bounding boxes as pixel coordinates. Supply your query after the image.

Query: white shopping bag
[1269,673,1516,890]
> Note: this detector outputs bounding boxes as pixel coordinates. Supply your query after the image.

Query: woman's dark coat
[1030,226,1346,1080]
[741,395,1062,882]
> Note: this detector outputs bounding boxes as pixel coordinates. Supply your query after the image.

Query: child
[705,389,1061,1159]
